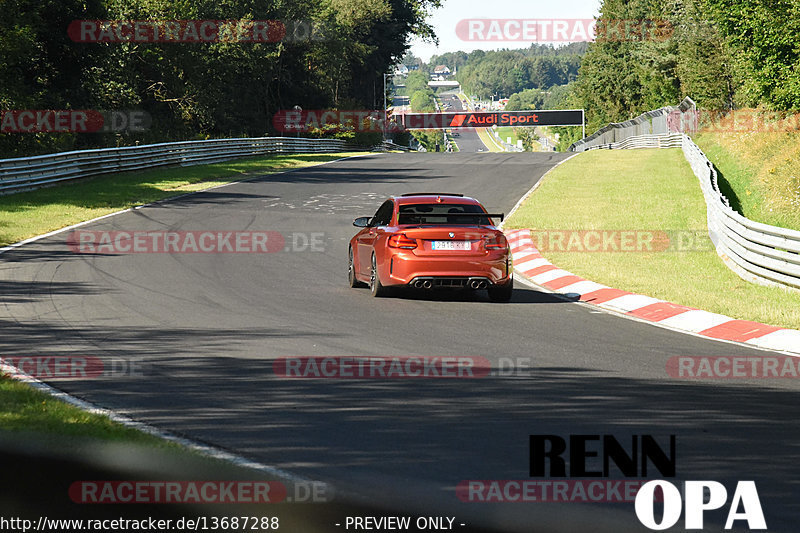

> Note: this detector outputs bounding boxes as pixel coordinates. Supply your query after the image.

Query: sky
[409,0,603,62]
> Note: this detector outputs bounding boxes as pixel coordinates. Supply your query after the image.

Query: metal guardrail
[0,137,359,194]
[380,141,413,152]
[570,97,697,152]
[582,133,684,151]
[537,135,557,152]
[490,129,524,152]
[571,103,800,290]
[681,134,800,290]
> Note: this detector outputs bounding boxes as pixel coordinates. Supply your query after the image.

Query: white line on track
[0,153,372,481]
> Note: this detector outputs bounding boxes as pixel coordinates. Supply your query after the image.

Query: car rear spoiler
[400,192,464,197]
[400,213,505,222]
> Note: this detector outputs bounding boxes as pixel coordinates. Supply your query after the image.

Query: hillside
[694,111,800,231]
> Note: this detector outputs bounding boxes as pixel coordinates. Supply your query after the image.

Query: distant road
[439,92,488,153]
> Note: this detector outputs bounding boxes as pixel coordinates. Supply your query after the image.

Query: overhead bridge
[427,81,460,88]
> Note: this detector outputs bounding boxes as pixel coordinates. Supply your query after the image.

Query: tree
[455,48,585,99]
[0,0,443,157]
[701,0,800,110]
[505,88,546,111]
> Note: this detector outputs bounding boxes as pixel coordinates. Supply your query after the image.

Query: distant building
[433,65,451,77]
[394,64,409,76]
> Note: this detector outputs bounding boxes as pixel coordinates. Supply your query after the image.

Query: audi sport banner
[398,110,584,129]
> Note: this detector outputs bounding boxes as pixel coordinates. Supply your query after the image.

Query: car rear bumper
[385,252,510,287]
[407,276,499,290]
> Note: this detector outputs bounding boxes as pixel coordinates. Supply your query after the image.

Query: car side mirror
[353,217,371,227]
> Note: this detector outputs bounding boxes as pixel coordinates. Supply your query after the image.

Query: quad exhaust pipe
[411,278,488,289]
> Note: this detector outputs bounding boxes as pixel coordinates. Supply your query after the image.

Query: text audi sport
[348,193,513,301]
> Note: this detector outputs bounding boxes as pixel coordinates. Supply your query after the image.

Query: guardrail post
[0,136,380,195]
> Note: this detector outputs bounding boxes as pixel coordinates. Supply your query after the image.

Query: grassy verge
[0,152,365,247]
[0,376,186,449]
[445,131,460,152]
[495,127,519,146]
[537,127,560,151]
[693,116,800,231]
[506,148,800,330]
[476,128,504,152]
[0,150,364,446]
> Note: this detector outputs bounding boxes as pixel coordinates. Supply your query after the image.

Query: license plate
[432,240,471,250]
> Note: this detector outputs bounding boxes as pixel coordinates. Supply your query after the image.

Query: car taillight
[388,233,418,249]
[485,234,508,250]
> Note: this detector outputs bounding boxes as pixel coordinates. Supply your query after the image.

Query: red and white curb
[504,229,800,355]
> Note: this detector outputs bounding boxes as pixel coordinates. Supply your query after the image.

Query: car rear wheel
[348,247,365,288]
[487,279,513,302]
[369,253,388,297]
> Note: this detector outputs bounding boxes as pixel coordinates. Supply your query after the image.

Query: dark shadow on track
[359,285,569,304]
[26,357,800,532]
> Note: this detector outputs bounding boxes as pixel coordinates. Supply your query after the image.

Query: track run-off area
[1,152,798,531]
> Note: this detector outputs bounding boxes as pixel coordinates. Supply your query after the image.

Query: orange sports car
[348,193,513,301]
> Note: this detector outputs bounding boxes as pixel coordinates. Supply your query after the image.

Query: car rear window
[398,203,492,225]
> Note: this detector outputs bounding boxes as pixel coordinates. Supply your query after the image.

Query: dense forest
[449,44,586,100]
[428,0,800,150]
[0,0,440,157]
[4,0,798,157]
[562,0,800,146]
[399,44,585,113]
[576,0,800,130]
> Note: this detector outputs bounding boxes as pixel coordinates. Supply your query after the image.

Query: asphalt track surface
[440,93,487,153]
[2,153,800,531]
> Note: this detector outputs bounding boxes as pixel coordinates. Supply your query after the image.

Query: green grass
[476,127,504,152]
[506,148,800,330]
[694,117,800,231]
[0,152,364,246]
[445,132,460,152]
[0,150,364,447]
[495,127,519,146]
[0,376,186,449]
